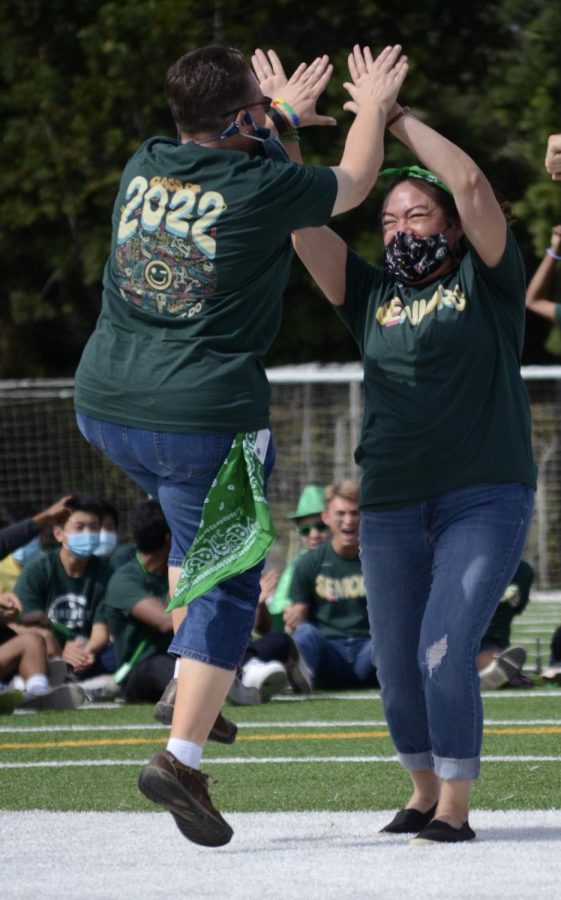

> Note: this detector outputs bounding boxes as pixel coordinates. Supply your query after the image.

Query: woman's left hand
[251,48,336,128]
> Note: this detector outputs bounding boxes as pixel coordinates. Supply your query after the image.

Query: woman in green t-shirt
[290,49,536,845]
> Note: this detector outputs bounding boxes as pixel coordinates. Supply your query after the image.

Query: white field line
[1,717,561,734]
[2,754,561,769]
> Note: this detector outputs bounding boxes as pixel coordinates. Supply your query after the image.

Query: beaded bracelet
[282,128,301,143]
[271,98,300,128]
[546,248,561,261]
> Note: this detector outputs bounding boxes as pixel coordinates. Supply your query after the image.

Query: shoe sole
[258,670,289,702]
[153,701,173,725]
[24,685,86,711]
[138,765,233,847]
[285,658,312,694]
[227,681,262,706]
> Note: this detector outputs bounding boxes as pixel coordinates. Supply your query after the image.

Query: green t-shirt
[337,230,537,508]
[15,550,111,639]
[104,556,170,667]
[75,138,337,432]
[289,541,369,638]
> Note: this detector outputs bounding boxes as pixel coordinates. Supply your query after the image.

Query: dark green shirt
[337,230,536,508]
[75,138,337,433]
[15,550,111,638]
[104,556,170,667]
[289,541,369,638]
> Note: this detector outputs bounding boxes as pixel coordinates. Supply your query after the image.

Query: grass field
[1,597,560,814]
[2,598,560,899]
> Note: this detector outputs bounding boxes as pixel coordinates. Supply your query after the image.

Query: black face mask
[384,230,451,283]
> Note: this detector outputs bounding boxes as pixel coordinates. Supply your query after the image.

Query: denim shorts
[76,413,276,669]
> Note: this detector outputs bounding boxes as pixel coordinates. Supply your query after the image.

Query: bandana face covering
[384,230,451,283]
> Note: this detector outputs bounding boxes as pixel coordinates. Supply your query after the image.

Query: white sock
[26,674,50,696]
[173,659,180,678]
[167,738,202,770]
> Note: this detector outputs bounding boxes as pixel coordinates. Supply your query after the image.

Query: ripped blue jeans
[359,482,534,781]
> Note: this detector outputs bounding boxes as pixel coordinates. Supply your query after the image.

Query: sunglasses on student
[221,96,272,117]
[296,521,329,536]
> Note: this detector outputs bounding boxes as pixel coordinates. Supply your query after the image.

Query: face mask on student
[94,529,119,557]
[384,230,451,283]
[11,537,42,566]
[64,532,100,559]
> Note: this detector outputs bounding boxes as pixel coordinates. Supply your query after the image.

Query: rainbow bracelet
[272,98,300,128]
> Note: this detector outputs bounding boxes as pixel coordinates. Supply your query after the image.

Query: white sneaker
[79,673,122,702]
[541,663,561,685]
[240,658,288,703]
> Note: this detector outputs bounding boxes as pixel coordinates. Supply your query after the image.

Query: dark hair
[62,494,103,524]
[99,499,119,529]
[166,45,254,134]
[382,176,467,262]
[129,499,170,553]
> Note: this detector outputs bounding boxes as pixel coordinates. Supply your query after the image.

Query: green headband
[378,165,453,196]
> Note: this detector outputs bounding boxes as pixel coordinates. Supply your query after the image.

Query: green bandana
[378,165,453,196]
[167,430,275,610]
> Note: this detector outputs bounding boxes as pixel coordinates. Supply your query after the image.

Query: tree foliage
[0,0,559,375]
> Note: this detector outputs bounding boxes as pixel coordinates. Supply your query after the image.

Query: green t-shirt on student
[289,541,369,638]
[104,556,170,667]
[336,229,537,508]
[15,550,111,639]
[75,138,337,433]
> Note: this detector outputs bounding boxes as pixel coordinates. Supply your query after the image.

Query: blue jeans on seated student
[292,623,378,689]
[76,413,275,671]
[359,481,534,782]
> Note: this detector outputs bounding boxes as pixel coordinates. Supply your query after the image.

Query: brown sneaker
[138,749,233,847]
[153,678,237,744]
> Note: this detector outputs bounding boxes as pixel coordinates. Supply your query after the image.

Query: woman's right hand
[343,44,408,117]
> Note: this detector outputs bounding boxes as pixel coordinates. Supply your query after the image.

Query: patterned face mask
[384,230,451,283]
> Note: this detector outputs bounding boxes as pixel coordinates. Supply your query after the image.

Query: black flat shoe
[410,818,476,845]
[378,804,437,834]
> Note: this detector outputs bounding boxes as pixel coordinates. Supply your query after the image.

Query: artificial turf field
[1,597,560,814]
[1,599,560,899]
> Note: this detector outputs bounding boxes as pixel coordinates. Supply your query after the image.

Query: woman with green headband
[286,46,536,845]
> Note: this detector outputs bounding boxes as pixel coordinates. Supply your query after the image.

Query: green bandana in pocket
[167,430,275,611]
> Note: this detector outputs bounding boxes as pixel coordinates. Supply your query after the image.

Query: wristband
[281,128,300,143]
[386,106,410,129]
[271,98,300,128]
[546,248,561,261]
[267,105,290,136]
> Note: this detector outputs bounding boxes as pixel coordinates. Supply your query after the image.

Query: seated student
[525,224,561,326]
[0,613,85,712]
[95,498,137,570]
[285,480,379,690]
[542,625,561,684]
[12,493,114,680]
[0,495,72,594]
[266,484,330,632]
[105,498,236,743]
[477,560,534,689]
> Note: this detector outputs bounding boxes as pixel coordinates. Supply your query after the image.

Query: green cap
[287,484,325,520]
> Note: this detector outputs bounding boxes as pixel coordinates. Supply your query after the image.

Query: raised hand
[545,134,561,181]
[252,48,336,128]
[343,44,408,117]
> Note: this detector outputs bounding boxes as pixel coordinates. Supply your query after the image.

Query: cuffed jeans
[76,413,275,670]
[359,481,534,780]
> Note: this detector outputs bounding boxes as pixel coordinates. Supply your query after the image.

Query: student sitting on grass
[105,498,236,743]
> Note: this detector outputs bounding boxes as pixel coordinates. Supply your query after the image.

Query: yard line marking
[2,725,561,751]
[1,754,561,769]
[1,717,559,735]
